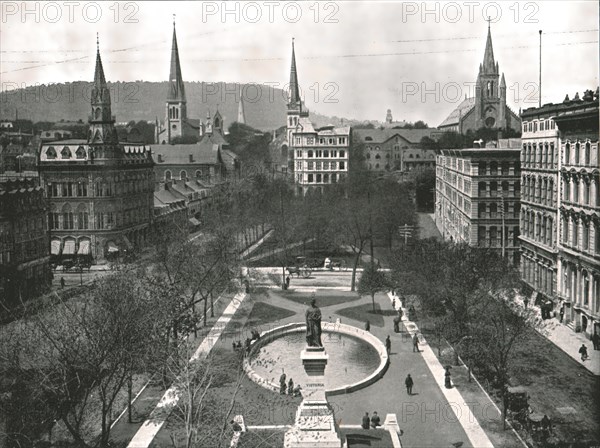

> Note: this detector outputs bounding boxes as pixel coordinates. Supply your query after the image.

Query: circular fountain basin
[244,322,388,395]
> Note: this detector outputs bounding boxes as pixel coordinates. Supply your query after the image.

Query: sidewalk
[539,317,600,375]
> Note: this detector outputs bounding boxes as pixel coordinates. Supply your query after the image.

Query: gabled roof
[353,128,438,145]
[438,97,476,128]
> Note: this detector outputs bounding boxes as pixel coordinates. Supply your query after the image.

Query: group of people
[279,373,302,397]
[361,411,381,429]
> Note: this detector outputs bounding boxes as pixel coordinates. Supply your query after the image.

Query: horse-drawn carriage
[286,256,312,278]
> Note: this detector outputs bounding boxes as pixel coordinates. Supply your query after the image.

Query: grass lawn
[244,301,296,327]
[278,290,361,308]
[336,302,393,327]
[238,429,285,447]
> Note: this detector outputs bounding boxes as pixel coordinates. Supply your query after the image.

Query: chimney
[158,153,163,163]
[189,154,194,163]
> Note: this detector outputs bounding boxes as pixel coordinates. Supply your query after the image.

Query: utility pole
[500,192,506,258]
[539,30,542,108]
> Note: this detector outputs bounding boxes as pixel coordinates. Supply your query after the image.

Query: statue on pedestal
[305,298,322,347]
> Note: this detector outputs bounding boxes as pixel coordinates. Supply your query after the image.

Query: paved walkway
[126,292,247,448]
[539,317,600,375]
[417,212,442,240]
[389,293,494,448]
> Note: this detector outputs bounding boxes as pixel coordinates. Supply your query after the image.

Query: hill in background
[0,81,360,132]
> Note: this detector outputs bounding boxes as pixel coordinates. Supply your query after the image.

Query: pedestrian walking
[385,335,391,355]
[559,307,564,323]
[444,366,452,389]
[370,411,381,429]
[392,298,396,309]
[405,374,413,395]
[412,333,420,352]
[288,378,294,395]
[361,412,370,429]
[60,276,65,288]
[593,332,600,351]
[279,373,287,394]
[365,320,370,332]
[285,275,290,290]
[579,344,589,361]
[393,316,400,333]
[523,296,529,308]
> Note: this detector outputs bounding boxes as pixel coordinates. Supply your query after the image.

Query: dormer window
[46,147,57,159]
[76,146,86,159]
[61,147,72,159]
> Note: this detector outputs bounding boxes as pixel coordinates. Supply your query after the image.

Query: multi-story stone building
[519,106,561,309]
[353,128,438,172]
[555,90,599,337]
[435,142,521,264]
[38,40,155,262]
[0,178,50,307]
[286,40,350,194]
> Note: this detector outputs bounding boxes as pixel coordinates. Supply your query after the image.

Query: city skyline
[1,1,598,126]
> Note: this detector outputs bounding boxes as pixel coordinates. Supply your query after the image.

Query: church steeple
[168,17,186,102]
[237,93,246,125]
[482,19,497,74]
[88,34,117,145]
[288,38,302,111]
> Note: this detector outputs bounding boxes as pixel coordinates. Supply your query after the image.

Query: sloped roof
[200,131,228,146]
[152,141,221,165]
[353,128,438,145]
[438,97,476,128]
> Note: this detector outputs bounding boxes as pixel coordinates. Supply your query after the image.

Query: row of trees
[0,218,243,447]
[388,239,540,426]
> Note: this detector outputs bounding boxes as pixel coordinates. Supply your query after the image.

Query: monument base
[284,346,345,448]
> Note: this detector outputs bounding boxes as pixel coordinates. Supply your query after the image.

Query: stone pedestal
[284,346,345,448]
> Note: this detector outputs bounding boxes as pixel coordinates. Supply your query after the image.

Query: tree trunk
[210,292,214,318]
[351,252,360,292]
[203,297,208,326]
[128,375,133,423]
[371,293,376,312]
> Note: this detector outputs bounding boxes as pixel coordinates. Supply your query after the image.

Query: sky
[1,1,598,126]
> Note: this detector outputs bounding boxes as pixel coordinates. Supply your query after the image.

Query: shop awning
[62,240,76,255]
[51,240,62,255]
[107,241,119,253]
[77,240,90,255]
[189,217,201,226]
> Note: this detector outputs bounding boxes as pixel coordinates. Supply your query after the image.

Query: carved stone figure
[305,298,322,347]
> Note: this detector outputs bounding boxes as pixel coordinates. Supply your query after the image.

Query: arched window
[574,142,580,165]
[77,204,89,230]
[340,150,345,158]
[565,143,571,164]
[490,203,497,218]
[94,108,101,119]
[62,204,74,230]
[180,170,187,180]
[479,161,486,174]
[490,162,498,175]
[478,181,486,197]
[196,170,202,178]
[307,150,313,158]
[582,220,589,251]
[375,154,381,160]
[584,142,591,165]
[165,170,172,181]
[366,153,371,160]
[490,181,498,197]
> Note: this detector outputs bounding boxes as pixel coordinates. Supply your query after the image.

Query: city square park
[1,174,598,448]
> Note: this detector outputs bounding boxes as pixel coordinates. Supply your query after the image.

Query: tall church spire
[482,18,497,74]
[288,38,301,110]
[237,92,246,124]
[168,17,186,102]
[88,34,117,145]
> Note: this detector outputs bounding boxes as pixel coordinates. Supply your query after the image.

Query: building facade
[519,106,561,310]
[435,144,521,264]
[285,40,350,194]
[39,41,154,262]
[438,23,520,135]
[0,178,51,307]
[353,128,438,172]
[555,91,599,337]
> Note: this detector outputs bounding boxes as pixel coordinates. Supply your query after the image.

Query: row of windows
[477,226,520,248]
[477,181,519,197]
[521,211,555,247]
[297,161,346,171]
[304,173,341,184]
[300,149,346,159]
[522,119,556,134]
[561,173,598,207]
[478,201,520,219]
[47,179,151,198]
[560,213,599,254]
[3,238,47,265]
[293,135,347,146]
[564,141,594,167]
[164,169,212,181]
[46,146,86,160]
[367,153,422,160]
[521,258,554,297]
[49,207,149,230]
[522,176,555,207]
[561,263,598,310]
[478,161,514,176]
[521,142,557,170]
